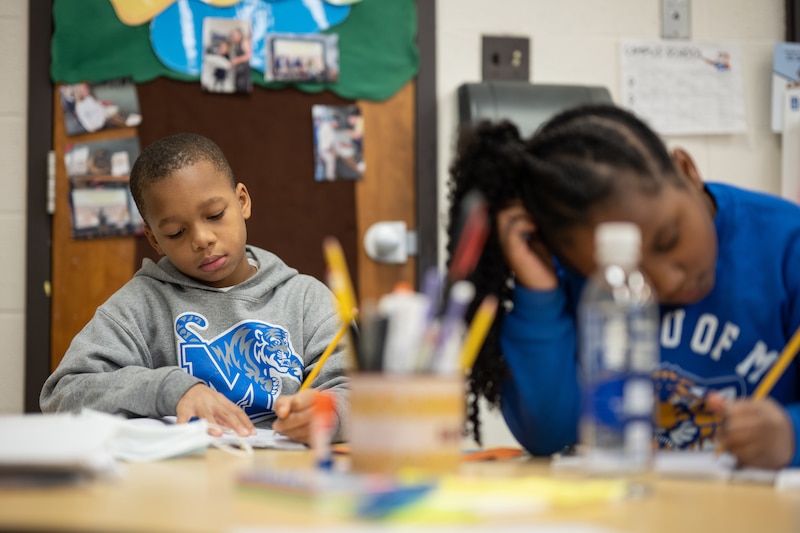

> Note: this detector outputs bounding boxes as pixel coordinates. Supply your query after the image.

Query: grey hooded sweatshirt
[40,245,350,440]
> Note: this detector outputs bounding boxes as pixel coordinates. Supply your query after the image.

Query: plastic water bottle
[578,222,659,477]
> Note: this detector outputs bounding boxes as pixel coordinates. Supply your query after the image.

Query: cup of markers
[321,234,497,476]
[347,278,497,475]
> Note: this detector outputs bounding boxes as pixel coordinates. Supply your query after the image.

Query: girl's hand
[707,392,795,469]
[496,203,558,291]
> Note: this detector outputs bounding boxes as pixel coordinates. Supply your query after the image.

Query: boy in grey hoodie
[41,133,350,443]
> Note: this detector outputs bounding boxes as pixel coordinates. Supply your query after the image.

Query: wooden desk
[1,450,799,532]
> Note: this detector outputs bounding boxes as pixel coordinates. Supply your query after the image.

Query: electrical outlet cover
[662,0,691,39]
[482,36,530,82]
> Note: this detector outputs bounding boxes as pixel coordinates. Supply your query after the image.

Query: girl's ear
[671,147,704,192]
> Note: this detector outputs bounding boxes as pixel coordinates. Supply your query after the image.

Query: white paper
[555,450,781,485]
[620,39,747,135]
[771,42,800,132]
[214,427,307,451]
[653,451,782,485]
[781,88,800,204]
[157,416,307,451]
[775,468,800,490]
[653,450,738,480]
[0,413,119,476]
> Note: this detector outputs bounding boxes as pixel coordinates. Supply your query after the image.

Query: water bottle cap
[594,222,641,265]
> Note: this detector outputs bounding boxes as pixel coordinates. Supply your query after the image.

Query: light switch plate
[482,36,530,82]
[661,0,691,39]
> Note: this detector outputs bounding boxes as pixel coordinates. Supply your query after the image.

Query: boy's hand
[707,392,795,469]
[272,389,321,445]
[496,203,557,291]
[176,383,255,437]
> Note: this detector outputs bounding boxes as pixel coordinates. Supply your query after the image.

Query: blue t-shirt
[499,183,800,465]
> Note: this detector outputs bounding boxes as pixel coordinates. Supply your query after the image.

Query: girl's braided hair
[446,103,681,444]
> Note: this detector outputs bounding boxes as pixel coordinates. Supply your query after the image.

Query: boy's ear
[671,147,704,192]
[236,183,252,220]
[142,224,165,256]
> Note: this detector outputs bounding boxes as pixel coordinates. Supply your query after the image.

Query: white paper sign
[621,39,747,135]
[771,42,800,132]
[781,88,800,204]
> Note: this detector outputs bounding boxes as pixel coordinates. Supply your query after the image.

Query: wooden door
[50,81,416,370]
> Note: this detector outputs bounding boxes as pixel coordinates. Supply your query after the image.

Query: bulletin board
[46,0,422,371]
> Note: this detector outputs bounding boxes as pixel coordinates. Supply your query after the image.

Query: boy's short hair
[130,133,236,222]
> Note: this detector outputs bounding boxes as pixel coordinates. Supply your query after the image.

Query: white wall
[437,0,785,448]
[0,0,27,414]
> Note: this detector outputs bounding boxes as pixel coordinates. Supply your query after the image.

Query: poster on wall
[64,135,144,239]
[781,88,800,204]
[264,33,339,83]
[620,39,746,135]
[312,104,364,182]
[59,78,142,136]
[201,17,253,94]
[771,42,800,132]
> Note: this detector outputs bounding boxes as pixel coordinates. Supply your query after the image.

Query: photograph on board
[64,135,144,239]
[58,78,142,136]
[201,17,253,94]
[70,188,137,240]
[64,136,140,184]
[312,104,364,182]
[265,33,339,83]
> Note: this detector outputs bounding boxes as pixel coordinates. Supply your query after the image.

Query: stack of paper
[0,413,119,485]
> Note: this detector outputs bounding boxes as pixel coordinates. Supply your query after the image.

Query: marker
[356,301,389,372]
[448,190,489,283]
[312,392,336,470]
[421,266,444,323]
[378,289,430,373]
[432,280,475,373]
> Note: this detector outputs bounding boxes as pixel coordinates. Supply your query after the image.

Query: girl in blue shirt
[448,104,800,469]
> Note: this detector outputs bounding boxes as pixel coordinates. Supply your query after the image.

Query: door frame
[23,0,438,411]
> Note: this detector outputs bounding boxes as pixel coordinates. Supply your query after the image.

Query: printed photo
[265,33,339,83]
[64,136,141,183]
[70,188,138,240]
[59,78,142,136]
[64,135,144,239]
[312,104,364,182]
[201,18,253,94]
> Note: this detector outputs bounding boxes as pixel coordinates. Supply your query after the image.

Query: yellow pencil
[299,322,349,391]
[459,294,498,372]
[753,324,800,400]
[323,237,357,323]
